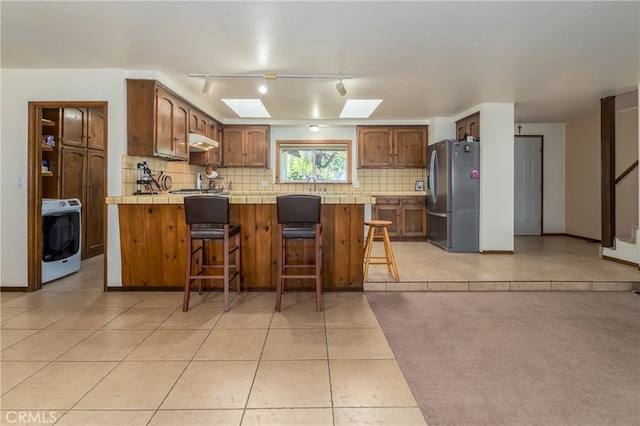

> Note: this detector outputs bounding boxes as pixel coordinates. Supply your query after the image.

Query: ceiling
[2,1,638,126]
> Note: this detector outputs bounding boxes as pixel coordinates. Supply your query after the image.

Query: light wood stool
[363,220,399,281]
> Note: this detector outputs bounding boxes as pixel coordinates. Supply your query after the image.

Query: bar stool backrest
[276,194,321,225]
[184,196,230,225]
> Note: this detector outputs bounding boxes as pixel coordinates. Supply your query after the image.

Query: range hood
[188,133,219,152]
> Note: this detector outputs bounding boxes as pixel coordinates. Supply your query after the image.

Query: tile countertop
[105,191,429,205]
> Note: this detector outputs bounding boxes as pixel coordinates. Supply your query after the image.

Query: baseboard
[602,255,639,268]
[560,233,602,243]
[0,287,28,292]
[106,286,183,292]
[481,250,514,254]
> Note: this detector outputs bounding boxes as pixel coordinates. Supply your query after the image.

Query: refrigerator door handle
[429,149,438,204]
[427,210,447,218]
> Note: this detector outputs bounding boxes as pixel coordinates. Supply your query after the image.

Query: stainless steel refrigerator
[427,139,480,252]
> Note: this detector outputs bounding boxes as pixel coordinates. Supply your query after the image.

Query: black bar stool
[276,194,323,312]
[183,195,241,312]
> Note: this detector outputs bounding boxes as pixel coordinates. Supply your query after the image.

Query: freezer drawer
[427,210,449,250]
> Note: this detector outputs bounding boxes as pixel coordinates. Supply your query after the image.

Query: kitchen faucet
[307,176,317,192]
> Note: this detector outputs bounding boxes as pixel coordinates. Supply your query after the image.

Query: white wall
[0,69,128,287]
[428,117,456,144]
[514,123,566,233]
[479,103,516,251]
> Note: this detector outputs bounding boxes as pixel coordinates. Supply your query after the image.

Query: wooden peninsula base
[117,203,365,291]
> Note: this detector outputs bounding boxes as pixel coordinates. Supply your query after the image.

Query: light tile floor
[1,236,638,425]
[0,255,426,426]
[365,236,639,290]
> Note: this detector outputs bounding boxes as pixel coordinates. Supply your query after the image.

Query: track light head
[202,77,214,95]
[258,77,268,94]
[336,79,347,96]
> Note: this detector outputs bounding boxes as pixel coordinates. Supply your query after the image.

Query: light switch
[17,177,25,188]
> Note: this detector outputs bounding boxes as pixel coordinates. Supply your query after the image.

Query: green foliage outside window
[281,147,348,182]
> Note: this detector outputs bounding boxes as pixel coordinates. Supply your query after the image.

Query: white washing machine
[42,198,82,283]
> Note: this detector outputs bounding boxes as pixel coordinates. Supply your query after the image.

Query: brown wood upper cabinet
[61,107,105,150]
[190,118,223,166]
[357,126,427,168]
[222,125,269,167]
[373,196,427,240]
[456,112,480,141]
[127,79,189,161]
[188,108,208,135]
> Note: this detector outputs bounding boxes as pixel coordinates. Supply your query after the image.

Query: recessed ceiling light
[221,99,271,118]
[339,99,383,118]
[310,125,320,132]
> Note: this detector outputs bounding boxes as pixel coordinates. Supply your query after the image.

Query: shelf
[41,118,55,127]
[41,171,53,177]
[41,145,53,151]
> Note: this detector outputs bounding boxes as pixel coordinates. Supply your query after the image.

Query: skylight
[339,99,383,118]
[221,99,271,118]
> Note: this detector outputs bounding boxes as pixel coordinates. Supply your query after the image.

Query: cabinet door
[173,102,189,160]
[244,127,268,167]
[222,128,246,166]
[358,127,392,167]
[155,89,176,157]
[394,128,426,167]
[60,146,86,201]
[189,109,208,135]
[206,120,222,165]
[62,108,87,147]
[402,198,427,238]
[468,115,480,140]
[87,108,105,150]
[85,149,105,258]
[456,121,467,141]
[372,197,401,238]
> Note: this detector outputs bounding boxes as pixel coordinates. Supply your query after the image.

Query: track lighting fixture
[202,77,214,95]
[336,79,347,96]
[190,73,352,96]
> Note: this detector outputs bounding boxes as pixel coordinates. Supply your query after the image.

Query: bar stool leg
[275,225,284,312]
[183,235,193,312]
[382,227,400,281]
[363,226,375,281]
[315,223,323,312]
[235,232,242,294]
[223,227,230,312]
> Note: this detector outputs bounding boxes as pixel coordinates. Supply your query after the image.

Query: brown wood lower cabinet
[117,203,364,290]
[372,196,427,241]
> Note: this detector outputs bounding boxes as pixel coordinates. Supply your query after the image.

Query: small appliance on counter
[134,161,172,195]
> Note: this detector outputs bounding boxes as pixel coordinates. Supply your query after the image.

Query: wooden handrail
[615,160,638,185]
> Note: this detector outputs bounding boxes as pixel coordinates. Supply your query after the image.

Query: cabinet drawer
[375,197,401,205]
[402,197,426,206]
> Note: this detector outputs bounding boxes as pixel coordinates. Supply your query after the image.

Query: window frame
[275,139,353,184]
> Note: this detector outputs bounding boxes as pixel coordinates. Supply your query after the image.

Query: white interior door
[514,136,542,235]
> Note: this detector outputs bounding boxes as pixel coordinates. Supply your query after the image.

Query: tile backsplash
[122,155,427,195]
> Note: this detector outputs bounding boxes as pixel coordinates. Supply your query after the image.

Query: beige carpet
[366,291,640,426]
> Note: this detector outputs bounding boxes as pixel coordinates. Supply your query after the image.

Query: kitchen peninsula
[107,192,375,291]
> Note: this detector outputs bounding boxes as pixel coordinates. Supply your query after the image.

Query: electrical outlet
[261,180,268,187]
